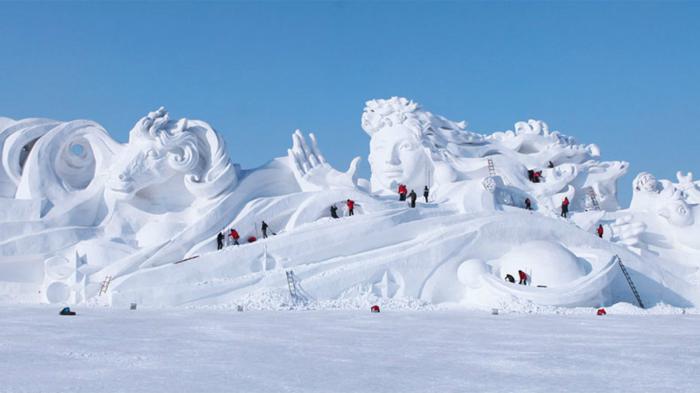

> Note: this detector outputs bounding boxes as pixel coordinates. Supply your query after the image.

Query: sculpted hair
[130,107,238,199]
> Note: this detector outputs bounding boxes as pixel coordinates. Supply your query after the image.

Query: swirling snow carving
[108,107,237,200]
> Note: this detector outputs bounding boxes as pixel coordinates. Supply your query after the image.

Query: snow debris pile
[0,97,698,310]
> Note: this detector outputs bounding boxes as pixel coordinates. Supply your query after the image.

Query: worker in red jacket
[398,184,407,201]
[229,228,240,246]
[346,199,355,216]
[561,197,570,218]
[597,224,604,238]
[518,270,527,285]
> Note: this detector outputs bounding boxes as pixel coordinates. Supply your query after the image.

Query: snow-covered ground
[1,306,698,393]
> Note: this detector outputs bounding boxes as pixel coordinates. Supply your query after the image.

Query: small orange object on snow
[597,308,607,316]
[370,305,380,313]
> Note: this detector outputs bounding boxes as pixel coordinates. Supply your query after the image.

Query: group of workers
[505,270,529,285]
[214,159,607,251]
[397,184,429,207]
[216,220,272,250]
[330,199,355,219]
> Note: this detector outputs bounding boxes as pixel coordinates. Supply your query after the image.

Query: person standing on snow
[230,228,240,246]
[561,197,570,218]
[330,204,339,219]
[408,190,417,208]
[423,186,430,203]
[398,184,407,201]
[518,270,528,285]
[216,231,225,250]
[525,198,532,210]
[597,224,604,238]
[346,199,355,216]
[261,221,269,239]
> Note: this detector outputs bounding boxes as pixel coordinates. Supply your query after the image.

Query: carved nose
[387,149,401,165]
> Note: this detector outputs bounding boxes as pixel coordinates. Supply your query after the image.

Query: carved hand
[287,130,360,191]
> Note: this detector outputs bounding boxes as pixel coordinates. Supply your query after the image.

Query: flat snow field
[0,306,698,393]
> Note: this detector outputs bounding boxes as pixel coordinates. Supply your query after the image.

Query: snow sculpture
[481,176,497,193]
[0,99,697,310]
[361,97,484,193]
[43,255,85,304]
[108,107,237,201]
[361,97,626,216]
[634,172,659,193]
[2,118,121,214]
[287,130,361,191]
[489,119,627,212]
[610,215,647,249]
[628,171,700,251]
[675,171,700,203]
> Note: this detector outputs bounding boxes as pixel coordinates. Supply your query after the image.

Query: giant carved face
[368,123,431,191]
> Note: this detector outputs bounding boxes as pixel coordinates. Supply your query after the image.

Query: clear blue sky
[1,1,698,205]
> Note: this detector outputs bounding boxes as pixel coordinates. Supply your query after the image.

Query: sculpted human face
[369,124,430,191]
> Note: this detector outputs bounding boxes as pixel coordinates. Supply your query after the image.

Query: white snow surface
[0,305,698,393]
[1,97,699,311]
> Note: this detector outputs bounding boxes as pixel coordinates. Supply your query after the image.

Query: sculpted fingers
[291,131,311,173]
[346,156,361,182]
[288,148,305,175]
[309,133,327,164]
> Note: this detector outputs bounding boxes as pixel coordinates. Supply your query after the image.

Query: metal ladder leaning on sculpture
[615,255,645,308]
[99,275,112,296]
[285,270,309,307]
[588,188,601,211]
[487,158,497,177]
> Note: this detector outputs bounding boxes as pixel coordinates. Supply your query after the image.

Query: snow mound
[495,241,587,286]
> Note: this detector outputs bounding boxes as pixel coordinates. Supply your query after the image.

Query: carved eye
[146,149,158,158]
[399,142,414,151]
[677,206,688,216]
